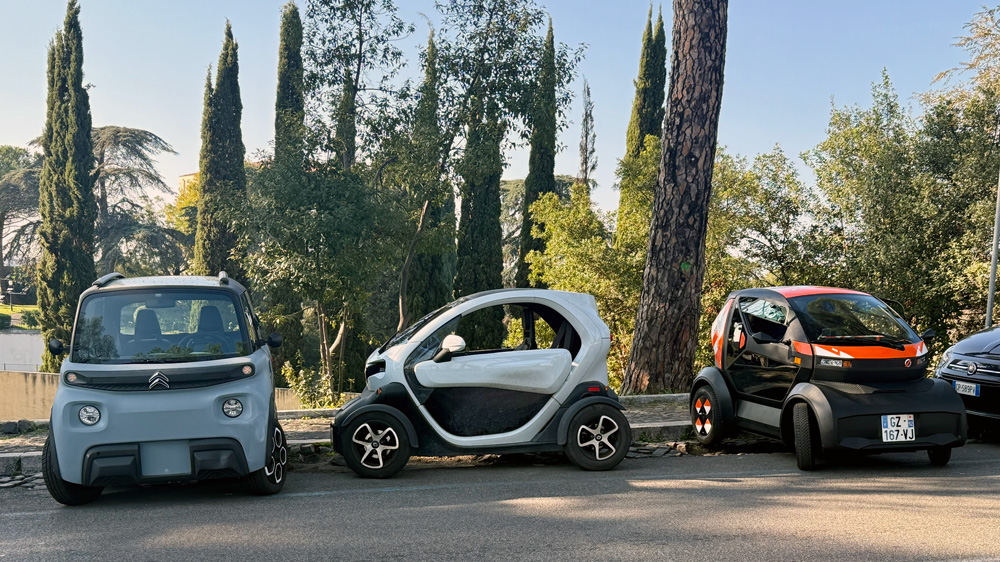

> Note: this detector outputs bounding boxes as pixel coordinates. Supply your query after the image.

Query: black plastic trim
[82,438,249,486]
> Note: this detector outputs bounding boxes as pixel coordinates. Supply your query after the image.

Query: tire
[42,435,103,506]
[564,404,631,471]
[691,385,725,448]
[341,412,411,478]
[792,402,821,471]
[927,447,952,466]
[248,421,289,495]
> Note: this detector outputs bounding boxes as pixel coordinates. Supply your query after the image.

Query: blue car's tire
[42,435,103,506]
[248,421,288,495]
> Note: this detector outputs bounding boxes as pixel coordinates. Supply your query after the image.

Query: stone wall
[0,369,303,420]
[0,371,58,420]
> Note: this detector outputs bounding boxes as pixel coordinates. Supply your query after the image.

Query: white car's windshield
[71,288,253,364]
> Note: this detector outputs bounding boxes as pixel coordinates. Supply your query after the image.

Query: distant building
[178,172,198,191]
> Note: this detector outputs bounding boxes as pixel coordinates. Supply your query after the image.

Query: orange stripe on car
[791,341,812,355]
[812,343,925,360]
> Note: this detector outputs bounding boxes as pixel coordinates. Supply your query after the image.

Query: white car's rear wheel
[565,404,631,471]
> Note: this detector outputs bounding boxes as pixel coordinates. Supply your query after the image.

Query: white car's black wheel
[927,447,952,466]
[691,385,725,448]
[342,412,411,478]
[248,422,288,495]
[793,402,821,471]
[42,435,103,506]
[565,404,631,471]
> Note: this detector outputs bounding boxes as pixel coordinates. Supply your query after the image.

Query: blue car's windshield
[71,288,253,364]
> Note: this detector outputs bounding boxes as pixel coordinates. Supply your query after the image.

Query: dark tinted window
[788,294,918,343]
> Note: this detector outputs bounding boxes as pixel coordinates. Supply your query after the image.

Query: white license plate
[954,381,981,397]
[881,414,915,442]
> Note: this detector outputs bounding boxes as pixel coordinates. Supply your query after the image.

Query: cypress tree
[193,22,247,279]
[454,103,504,349]
[649,8,667,139]
[334,69,357,170]
[268,2,306,369]
[623,7,654,161]
[615,5,667,248]
[515,20,557,290]
[578,78,597,194]
[37,0,97,372]
[274,1,304,173]
[406,31,455,320]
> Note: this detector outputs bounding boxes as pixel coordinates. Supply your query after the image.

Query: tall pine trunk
[621,0,728,394]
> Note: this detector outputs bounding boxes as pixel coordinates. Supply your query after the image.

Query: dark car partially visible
[934,327,1000,429]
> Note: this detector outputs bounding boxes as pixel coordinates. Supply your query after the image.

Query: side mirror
[266,332,283,348]
[433,335,466,363]
[49,339,65,356]
[751,331,778,345]
[920,328,936,342]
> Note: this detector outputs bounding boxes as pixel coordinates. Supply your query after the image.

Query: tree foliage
[37,0,97,372]
[578,79,597,188]
[0,146,42,285]
[193,23,247,279]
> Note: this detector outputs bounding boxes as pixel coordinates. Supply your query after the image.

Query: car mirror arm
[432,348,453,363]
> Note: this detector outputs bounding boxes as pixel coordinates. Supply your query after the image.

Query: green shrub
[0,313,10,330]
[281,362,335,409]
[19,309,40,329]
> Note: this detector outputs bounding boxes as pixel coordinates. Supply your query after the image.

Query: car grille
[947,359,1000,376]
[941,359,1000,415]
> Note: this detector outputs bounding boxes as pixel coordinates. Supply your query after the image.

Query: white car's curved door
[413,349,572,394]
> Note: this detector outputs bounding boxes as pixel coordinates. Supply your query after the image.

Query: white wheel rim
[264,425,287,483]
[352,422,400,469]
[577,415,619,461]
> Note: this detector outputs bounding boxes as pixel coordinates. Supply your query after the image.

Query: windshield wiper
[815,335,907,350]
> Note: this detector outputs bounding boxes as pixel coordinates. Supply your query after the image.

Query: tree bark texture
[621,0,728,394]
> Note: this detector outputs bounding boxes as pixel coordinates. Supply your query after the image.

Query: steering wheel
[179,333,229,353]
[126,337,172,354]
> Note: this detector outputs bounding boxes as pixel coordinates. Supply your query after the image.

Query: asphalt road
[2,444,999,561]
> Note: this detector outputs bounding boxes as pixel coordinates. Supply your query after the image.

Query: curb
[0,451,42,479]
[630,421,691,442]
[619,393,689,405]
[277,409,339,420]
[272,394,690,419]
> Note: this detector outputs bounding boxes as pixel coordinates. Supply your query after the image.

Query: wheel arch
[782,383,835,450]
[691,367,736,427]
[556,397,625,446]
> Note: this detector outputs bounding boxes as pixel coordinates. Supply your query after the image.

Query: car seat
[125,308,165,356]
[196,305,233,353]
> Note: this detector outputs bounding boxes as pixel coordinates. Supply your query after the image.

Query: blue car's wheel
[248,421,288,495]
[42,435,103,506]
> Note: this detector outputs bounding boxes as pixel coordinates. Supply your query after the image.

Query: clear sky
[0,1,985,211]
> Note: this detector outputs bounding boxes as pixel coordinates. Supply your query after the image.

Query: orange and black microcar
[690,286,967,469]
